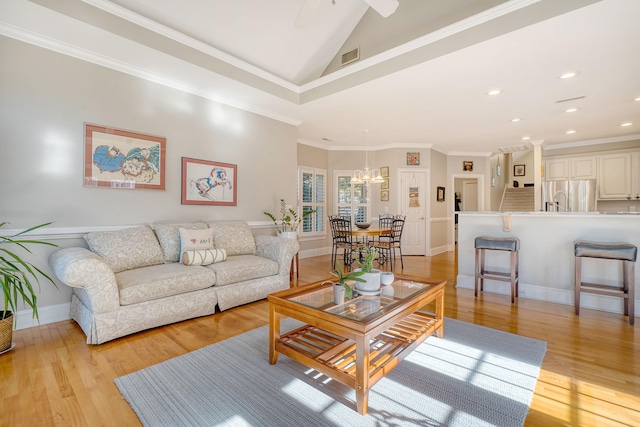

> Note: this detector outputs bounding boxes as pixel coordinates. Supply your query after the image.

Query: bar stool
[474,236,520,303]
[574,241,637,325]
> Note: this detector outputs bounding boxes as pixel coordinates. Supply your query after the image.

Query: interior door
[462,180,478,211]
[399,171,427,255]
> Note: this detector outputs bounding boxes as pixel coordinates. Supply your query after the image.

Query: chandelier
[352,129,384,184]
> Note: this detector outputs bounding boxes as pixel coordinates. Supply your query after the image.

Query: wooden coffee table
[268,274,445,415]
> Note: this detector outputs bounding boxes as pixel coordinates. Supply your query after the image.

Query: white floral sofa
[49,221,298,344]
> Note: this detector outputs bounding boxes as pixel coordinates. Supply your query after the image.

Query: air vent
[556,96,585,104]
[341,47,360,66]
[498,145,529,153]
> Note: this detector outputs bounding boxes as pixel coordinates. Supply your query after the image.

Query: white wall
[0,37,298,325]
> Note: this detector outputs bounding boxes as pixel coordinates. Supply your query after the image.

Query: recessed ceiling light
[560,72,577,79]
[566,130,576,134]
[635,96,640,102]
[511,118,521,122]
[565,108,578,113]
[521,136,530,140]
[621,122,633,127]
[487,89,501,96]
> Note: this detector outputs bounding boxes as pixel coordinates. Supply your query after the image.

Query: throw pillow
[181,249,227,266]
[85,225,165,273]
[209,222,256,256]
[179,228,214,257]
[154,222,208,262]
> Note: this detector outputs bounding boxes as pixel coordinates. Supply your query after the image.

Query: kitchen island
[457,212,639,319]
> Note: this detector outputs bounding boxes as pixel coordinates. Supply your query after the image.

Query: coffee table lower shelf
[275,311,440,403]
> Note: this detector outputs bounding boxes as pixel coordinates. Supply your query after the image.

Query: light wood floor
[2,252,638,426]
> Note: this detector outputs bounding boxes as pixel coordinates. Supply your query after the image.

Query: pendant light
[352,129,384,184]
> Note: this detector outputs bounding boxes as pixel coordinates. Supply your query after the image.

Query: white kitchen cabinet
[597,153,632,199]
[544,156,596,181]
[632,153,640,200]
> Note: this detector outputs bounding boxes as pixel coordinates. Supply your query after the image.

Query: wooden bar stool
[474,236,520,303]
[574,241,637,325]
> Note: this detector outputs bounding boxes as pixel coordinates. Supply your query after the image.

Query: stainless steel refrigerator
[541,179,597,212]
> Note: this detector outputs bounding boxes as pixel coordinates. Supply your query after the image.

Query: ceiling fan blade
[295,0,322,28]
[363,0,399,17]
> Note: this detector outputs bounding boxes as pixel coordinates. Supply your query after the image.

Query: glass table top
[286,279,432,322]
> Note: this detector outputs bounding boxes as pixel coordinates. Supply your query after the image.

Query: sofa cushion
[182,249,227,266]
[154,222,208,262]
[179,228,214,257]
[116,263,216,305]
[207,254,278,286]
[209,222,256,256]
[85,225,164,273]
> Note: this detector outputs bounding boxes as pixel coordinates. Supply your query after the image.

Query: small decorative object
[514,164,526,176]
[380,190,389,202]
[84,123,166,190]
[330,264,365,303]
[409,186,420,207]
[380,272,395,286]
[406,152,420,165]
[355,222,371,229]
[437,186,445,202]
[463,161,473,171]
[182,157,237,206]
[1,222,58,353]
[380,166,389,177]
[513,180,519,187]
[354,246,382,292]
[264,199,316,234]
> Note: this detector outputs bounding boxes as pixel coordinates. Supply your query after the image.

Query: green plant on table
[263,199,316,233]
[1,222,58,322]
[330,263,365,300]
[356,245,378,273]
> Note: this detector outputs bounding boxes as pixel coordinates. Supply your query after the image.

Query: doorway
[450,174,484,249]
[399,169,427,255]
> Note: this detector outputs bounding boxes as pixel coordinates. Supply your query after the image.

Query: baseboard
[456,274,638,317]
[299,247,331,259]
[14,303,71,331]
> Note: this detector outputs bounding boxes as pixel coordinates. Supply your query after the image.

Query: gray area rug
[115,318,546,427]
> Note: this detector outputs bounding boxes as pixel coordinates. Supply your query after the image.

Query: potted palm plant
[330,264,364,304]
[264,199,316,239]
[1,222,58,353]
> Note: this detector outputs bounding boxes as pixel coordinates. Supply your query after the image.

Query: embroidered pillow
[154,222,208,262]
[85,225,164,273]
[179,228,214,258]
[181,249,227,266]
[209,222,256,256]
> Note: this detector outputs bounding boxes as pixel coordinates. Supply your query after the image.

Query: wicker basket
[0,312,13,352]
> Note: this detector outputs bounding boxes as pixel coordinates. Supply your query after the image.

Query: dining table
[349,226,391,245]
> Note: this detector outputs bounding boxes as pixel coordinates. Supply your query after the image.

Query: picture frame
[84,123,166,190]
[380,190,389,202]
[381,178,389,189]
[514,164,526,176]
[181,157,237,206]
[406,152,420,165]
[380,166,389,177]
[463,161,473,172]
[437,186,445,202]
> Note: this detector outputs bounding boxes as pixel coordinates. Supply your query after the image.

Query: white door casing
[450,174,485,250]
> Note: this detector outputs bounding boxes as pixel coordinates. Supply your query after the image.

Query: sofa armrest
[49,247,120,313]
[255,235,299,276]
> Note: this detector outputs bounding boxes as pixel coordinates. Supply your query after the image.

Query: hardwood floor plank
[1,252,638,427]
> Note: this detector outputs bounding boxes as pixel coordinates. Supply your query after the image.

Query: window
[299,167,326,237]
[335,171,368,223]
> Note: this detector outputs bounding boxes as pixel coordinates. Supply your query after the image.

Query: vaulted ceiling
[2,0,639,154]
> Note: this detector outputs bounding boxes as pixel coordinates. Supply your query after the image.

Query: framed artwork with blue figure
[181,157,237,206]
[84,123,166,190]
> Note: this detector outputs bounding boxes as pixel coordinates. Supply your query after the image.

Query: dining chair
[374,217,405,270]
[330,216,362,270]
[377,214,395,244]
